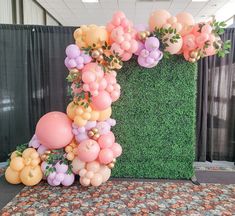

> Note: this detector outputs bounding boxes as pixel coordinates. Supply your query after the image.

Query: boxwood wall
[112,55,197,179]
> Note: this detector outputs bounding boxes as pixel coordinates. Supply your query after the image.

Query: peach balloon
[5,167,21,184]
[71,157,86,174]
[77,139,100,162]
[149,10,171,31]
[92,91,112,111]
[86,161,101,172]
[164,34,183,54]
[91,173,103,186]
[176,12,195,36]
[98,148,114,164]
[36,112,73,149]
[99,165,111,182]
[80,177,90,186]
[20,166,43,186]
[10,157,24,172]
[98,107,112,121]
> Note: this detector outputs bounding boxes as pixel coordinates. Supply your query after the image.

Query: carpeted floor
[0,180,235,215]
[1,164,235,215]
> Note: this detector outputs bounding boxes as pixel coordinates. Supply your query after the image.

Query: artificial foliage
[112,55,197,179]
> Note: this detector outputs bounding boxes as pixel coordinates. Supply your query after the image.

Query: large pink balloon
[149,10,171,31]
[92,91,112,111]
[98,132,115,148]
[77,139,100,162]
[35,112,73,149]
[176,12,195,36]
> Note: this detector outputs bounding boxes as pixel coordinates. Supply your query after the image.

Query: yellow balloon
[74,116,87,127]
[90,110,100,121]
[66,101,77,120]
[98,107,112,121]
[10,157,25,172]
[22,148,38,159]
[20,166,43,186]
[5,167,21,184]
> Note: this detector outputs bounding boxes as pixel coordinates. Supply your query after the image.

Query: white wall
[0,0,13,24]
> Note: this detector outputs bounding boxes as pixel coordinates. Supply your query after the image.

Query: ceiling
[36,0,235,26]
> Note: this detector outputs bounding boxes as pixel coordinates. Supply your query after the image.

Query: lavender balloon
[137,36,163,68]
[72,119,116,142]
[64,44,91,70]
[28,134,48,155]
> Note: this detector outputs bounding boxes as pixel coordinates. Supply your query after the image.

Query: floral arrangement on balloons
[5,10,230,187]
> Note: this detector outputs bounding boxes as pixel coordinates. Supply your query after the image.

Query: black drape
[197,28,235,162]
[0,24,75,161]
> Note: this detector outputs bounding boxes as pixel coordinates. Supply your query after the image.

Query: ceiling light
[82,0,99,3]
[192,0,209,2]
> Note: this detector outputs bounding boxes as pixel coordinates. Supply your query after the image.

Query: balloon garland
[5,10,230,187]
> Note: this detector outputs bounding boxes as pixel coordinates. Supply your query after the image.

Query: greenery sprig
[153,27,180,58]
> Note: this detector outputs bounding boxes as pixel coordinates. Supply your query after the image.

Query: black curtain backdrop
[0,25,235,162]
[197,28,235,162]
[0,24,75,161]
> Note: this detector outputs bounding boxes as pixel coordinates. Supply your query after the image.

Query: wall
[0,0,60,25]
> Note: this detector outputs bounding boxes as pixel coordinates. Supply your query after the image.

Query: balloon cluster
[107,11,138,61]
[64,44,92,70]
[5,148,43,186]
[135,37,163,68]
[41,161,75,186]
[5,10,229,188]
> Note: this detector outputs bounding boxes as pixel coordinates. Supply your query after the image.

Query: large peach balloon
[176,12,195,36]
[20,166,43,186]
[36,112,73,149]
[149,10,171,31]
[5,167,21,184]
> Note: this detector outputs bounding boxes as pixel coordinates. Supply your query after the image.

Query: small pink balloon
[98,132,115,149]
[99,78,107,90]
[111,90,120,101]
[121,41,131,51]
[201,24,212,34]
[98,148,114,164]
[121,52,132,61]
[111,43,124,56]
[111,142,122,158]
[134,41,144,56]
[91,173,103,187]
[82,71,96,83]
[129,40,138,53]
[36,112,73,149]
[92,91,112,111]
[77,139,100,162]
[89,82,99,91]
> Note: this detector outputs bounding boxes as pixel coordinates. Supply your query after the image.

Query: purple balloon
[66,44,80,59]
[75,133,89,143]
[52,179,61,186]
[140,49,149,58]
[55,162,68,174]
[68,59,77,68]
[37,145,48,155]
[145,37,160,51]
[146,57,155,64]
[134,23,148,32]
[85,121,97,130]
[48,172,56,181]
[96,121,111,135]
[76,56,84,64]
[62,173,75,186]
[134,41,145,56]
[55,173,65,182]
[81,53,92,64]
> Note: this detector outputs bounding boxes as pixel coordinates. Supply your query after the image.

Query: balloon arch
[5,10,230,187]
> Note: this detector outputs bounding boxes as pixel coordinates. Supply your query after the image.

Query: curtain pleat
[197,28,235,162]
[0,24,76,161]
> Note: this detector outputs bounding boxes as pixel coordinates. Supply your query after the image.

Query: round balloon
[35,112,73,149]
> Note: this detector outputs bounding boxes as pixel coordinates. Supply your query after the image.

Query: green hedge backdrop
[112,55,197,179]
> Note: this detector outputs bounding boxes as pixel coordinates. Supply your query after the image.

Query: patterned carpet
[1,180,235,215]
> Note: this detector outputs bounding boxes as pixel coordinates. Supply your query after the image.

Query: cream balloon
[149,10,171,31]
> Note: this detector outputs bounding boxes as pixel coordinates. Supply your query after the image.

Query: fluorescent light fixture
[192,0,208,2]
[82,0,99,3]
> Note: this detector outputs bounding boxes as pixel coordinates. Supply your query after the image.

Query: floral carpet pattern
[1,180,235,216]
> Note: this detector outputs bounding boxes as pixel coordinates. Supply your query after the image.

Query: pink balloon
[98,132,115,148]
[111,142,122,158]
[98,148,114,164]
[35,112,73,149]
[92,90,112,111]
[111,90,120,101]
[99,78,107,90]
[176,12,195,36]
[82,71,96,83]
[77,139,100,162]
[91,173,103,186]
[121,52,132,61]
[89,82,99,91]
[134,41,144,56]
[121,41,131,51]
